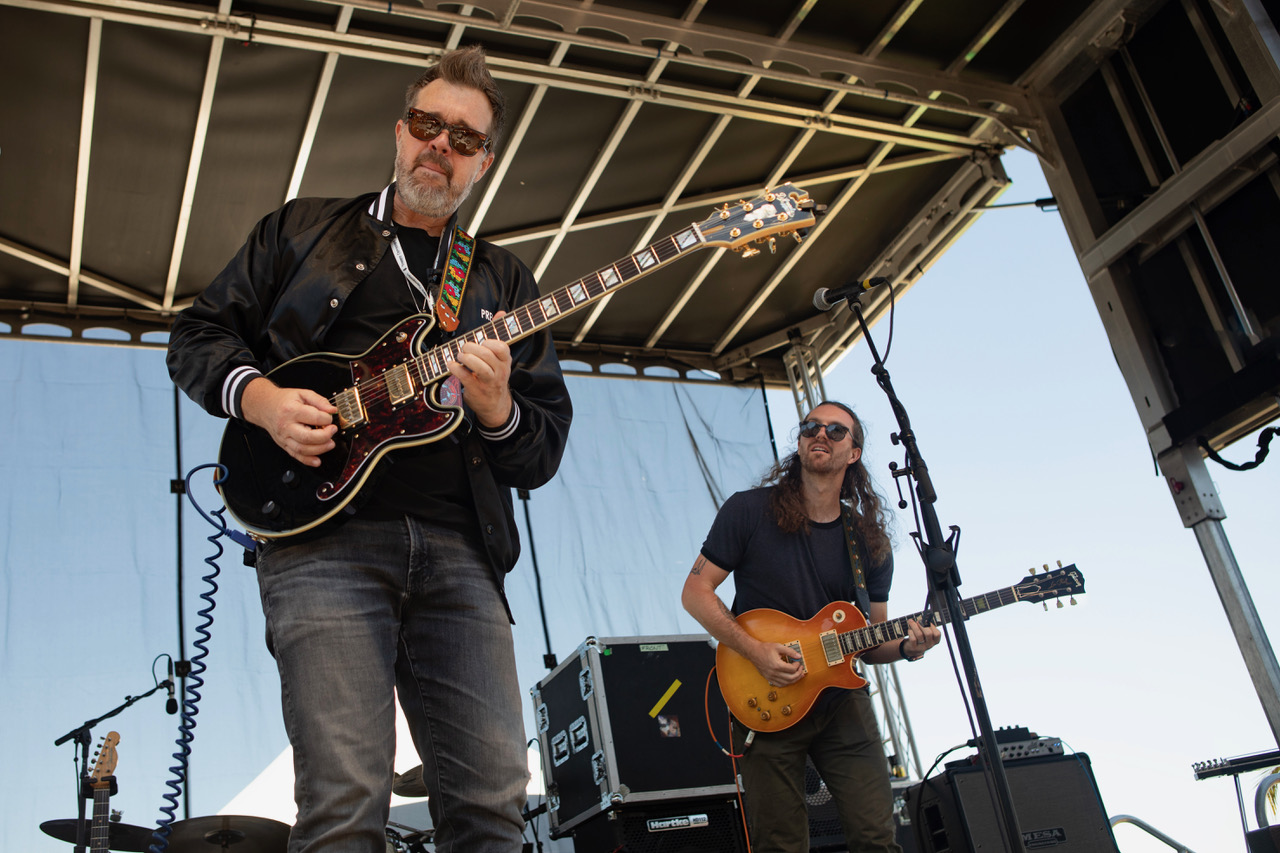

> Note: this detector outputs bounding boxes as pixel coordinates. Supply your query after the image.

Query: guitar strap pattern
[840,497,868,598]
[435,222,475,332]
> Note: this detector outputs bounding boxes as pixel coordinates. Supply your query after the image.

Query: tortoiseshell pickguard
[218,315,462,538]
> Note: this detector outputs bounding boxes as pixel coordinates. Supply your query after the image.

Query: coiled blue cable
[150,463,249,853]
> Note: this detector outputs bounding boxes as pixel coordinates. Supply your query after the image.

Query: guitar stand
[54,678,174,853]
[847,298,1028,853]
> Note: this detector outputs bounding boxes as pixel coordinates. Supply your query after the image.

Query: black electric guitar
[88,732,120,853]
[717,566,1085,732]
[218,184,816,539]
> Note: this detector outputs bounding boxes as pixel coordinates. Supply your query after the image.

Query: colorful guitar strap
[435,217,476,333]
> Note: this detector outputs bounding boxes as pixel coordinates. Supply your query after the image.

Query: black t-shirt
[700,486,893,620]
[323,226,476,531]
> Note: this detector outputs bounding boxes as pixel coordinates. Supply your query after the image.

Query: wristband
[899,637,921,662]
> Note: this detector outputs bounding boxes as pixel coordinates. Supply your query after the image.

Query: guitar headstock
[695,184,816,255]
[1015,564,1085,609]
[90,732,120,789]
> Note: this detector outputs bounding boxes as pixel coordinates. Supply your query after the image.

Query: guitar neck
[90,785,112,853]
[412,225,706,384]
[839,584,1026,655]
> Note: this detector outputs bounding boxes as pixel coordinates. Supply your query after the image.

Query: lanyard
[388,212,473,332]
[390,232,437,314]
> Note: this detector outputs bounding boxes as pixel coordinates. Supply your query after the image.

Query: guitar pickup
[819,631,842,667]
[333,387,366,429]
[784,640,807,674]
[384,363,416,406]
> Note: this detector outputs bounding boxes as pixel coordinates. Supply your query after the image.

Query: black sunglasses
[798,420,852,442]
[403,108,492,157]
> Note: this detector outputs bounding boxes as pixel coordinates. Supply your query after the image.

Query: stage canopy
[0,0,1111,383]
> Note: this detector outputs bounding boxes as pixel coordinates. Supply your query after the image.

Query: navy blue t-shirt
[700,487,892,620]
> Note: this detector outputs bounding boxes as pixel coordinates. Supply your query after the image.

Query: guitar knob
[746,697,758,709]
[281,469,298,487]
[767,690,778,702]
[781,706,792,716]
[261,500,281,519]
[759,710,771,722]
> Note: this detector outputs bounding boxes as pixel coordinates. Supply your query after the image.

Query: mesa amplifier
[905,753,1119,852]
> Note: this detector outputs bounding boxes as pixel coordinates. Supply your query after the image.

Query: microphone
[812,276,891,311]
[166,660,178,715]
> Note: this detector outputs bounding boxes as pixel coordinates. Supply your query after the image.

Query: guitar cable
[149,463,237,853]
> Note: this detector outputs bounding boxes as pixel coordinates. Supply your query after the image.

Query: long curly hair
[760,401,893,563]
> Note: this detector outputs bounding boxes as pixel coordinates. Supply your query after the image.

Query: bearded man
[168,45,572,853]
[682,401,939,853]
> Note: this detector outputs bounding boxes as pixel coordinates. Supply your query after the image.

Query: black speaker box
[904,753,1119,853]
[571,797,747,853]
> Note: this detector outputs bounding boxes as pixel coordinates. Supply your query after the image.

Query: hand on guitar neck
[241,377,338,468]
[444,309,514,429]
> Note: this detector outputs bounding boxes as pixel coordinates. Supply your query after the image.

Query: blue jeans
[732,689,900,853]
[255,516,528,853]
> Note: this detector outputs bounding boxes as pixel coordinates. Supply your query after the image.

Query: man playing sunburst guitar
[682,401,939,853]
[168,46,572,853]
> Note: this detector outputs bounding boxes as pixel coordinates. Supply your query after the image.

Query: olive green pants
[732,689,901,853]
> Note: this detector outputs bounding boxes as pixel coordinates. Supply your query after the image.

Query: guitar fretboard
[838,584,1030,656]
[91,785,111,853]
[413,226,702,384]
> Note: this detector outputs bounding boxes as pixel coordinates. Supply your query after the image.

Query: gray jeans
[256,516,528,853]
[732,688,900,853]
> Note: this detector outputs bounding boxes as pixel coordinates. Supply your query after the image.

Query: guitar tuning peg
[1042,602,1048,611]
[1069,596,1077,606]
[767,237,777,254]
[1056,560,1063,567]
[1029,567,1036,575]
[791,232,804,243]
[740,246,760,259]
[1056,599,1064,609]
[1043,563,1050,571]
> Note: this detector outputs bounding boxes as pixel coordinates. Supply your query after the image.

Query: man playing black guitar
[682,401,939,853]
[168,46,572,853]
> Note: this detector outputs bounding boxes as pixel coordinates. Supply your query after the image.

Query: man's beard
[395,149,477,218]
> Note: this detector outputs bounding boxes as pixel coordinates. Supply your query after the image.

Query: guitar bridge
[333,387,366,429]
[384,363,416,406]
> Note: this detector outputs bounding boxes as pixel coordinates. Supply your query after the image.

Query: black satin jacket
[167,186,573,595]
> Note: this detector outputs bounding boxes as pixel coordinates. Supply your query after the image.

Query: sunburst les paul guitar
[717,566,1085,733]
[217,184,816,539]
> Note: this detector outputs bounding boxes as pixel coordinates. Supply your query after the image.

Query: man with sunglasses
[682,401,939,853]
[168,45,571,853]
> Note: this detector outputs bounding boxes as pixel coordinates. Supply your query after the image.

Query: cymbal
[165,815,290,853]
[392,765,429,799]
[40,819,154,852]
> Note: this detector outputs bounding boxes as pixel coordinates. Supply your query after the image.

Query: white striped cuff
[477,402,520,442]
[222,365,264,419]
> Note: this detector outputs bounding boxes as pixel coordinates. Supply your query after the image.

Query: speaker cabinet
[905,754,1118,852]
[571,798,747,853]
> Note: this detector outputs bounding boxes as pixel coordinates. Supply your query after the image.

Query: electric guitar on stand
[217,184,817,540]
[717,566,1085,733]
[88,732,120,853]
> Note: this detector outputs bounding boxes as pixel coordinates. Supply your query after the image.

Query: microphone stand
[54,679,173,853]
[846,297,1026,852]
